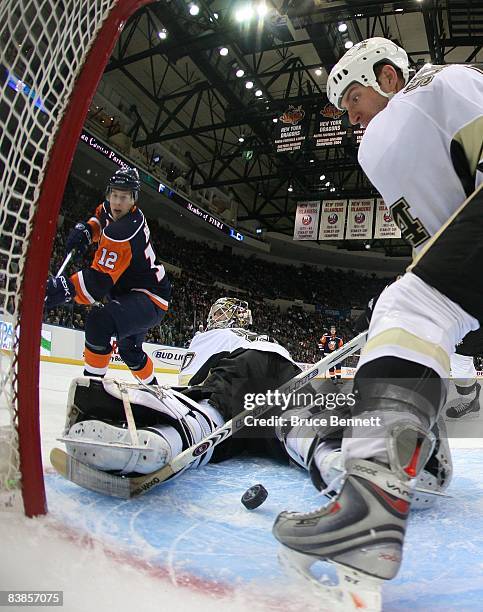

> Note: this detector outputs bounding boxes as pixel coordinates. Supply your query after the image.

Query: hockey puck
[241,484,268,510]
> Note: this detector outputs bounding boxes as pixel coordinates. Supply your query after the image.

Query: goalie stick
[50,330,368,498]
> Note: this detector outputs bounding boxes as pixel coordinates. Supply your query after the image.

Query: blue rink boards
[46,448,483,611]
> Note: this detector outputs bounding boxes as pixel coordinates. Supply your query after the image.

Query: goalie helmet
[106,167,141,201]
[206,297,253,331]
[327,37,410,110]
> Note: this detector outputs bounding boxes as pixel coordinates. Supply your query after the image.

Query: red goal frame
[16,0,152,517]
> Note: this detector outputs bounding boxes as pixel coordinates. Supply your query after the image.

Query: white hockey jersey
[178,328,294,386]
[358,64,483,252]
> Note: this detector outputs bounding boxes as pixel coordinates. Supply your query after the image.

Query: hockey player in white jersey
[273,38,483,582]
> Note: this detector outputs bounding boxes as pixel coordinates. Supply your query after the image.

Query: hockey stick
[50,330,368,498]
[55,251,74,277]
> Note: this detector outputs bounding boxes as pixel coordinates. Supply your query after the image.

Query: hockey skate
[446,382,481,419]
[273,420,435,593]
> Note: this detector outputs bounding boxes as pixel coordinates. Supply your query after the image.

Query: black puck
[241,484,268,510]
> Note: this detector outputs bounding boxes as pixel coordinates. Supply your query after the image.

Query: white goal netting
[0,0,142,515]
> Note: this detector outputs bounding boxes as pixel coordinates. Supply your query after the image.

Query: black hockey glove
[45,275,75,309]
[66,222,92,257]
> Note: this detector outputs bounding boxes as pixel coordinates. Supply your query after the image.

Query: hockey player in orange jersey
[45,167,171,384]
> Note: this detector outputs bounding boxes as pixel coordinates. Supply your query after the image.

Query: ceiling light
[235,5,254,22]
[330,187,336,192]
[338,23,348,33]
[189,4,200,16]
[245,80,254,89]
[272,117,278,123]
[158,29,167,40]
[213,12,219,18]
[344,40,354,49]
[219,47,228,56]
[315,68,322,76]
[395,7,404,12]
[320,174,325,180]
[288,185,293,192]
[256,2,268,17]
[310,159,314,163]
[325,181,330,186]
[236,68,245,77]
[238,136,245,143]
[255,89,263,97]
[355,13,363,17]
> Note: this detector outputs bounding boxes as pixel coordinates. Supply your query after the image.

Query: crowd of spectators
[42,175,388,364]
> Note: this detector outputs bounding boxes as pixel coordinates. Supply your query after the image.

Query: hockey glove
[66,222,92,257]
[45,275,75,309]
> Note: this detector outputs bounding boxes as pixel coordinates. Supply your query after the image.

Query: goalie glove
[66,222,92,257]
[45,275,75,309]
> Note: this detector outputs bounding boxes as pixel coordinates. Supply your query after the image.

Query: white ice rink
[1,360,483,611]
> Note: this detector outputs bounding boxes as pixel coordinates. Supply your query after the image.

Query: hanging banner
[293,200,321,240]
[374,198,401,238]
[313,101,348,148]
[345,199,374,240]
[318,199,347,240]
[274,105,310,153]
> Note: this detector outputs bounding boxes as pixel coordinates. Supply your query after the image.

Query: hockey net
[0,0,149,517]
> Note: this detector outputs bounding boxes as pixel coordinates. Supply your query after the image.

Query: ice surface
[1,361,482,611]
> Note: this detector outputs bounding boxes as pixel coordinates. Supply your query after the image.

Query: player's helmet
[206,298,253,331]
[327,37,410,110]
[106,167,141,201]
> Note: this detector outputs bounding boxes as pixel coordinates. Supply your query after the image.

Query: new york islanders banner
[345,199,374,240]
[318,199,347,240]
[374,198,401,238]
[293,200,321,240]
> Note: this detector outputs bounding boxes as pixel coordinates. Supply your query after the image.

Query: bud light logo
[355,212,365,224]
[302,215,312,225]
[152,349,185,366]
[328,213,338,225]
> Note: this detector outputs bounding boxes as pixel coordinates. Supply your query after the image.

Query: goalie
[61,297,451,508]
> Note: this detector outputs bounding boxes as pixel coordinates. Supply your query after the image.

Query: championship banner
[274,105,310,153]
[318,199,347,240]
[374,198,401,238]
[345,199,374,240]
[313,101,348,148]
[293,200,321,240]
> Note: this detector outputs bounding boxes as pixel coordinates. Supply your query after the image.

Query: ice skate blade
[57,436,155,452]
[277,546,382,611]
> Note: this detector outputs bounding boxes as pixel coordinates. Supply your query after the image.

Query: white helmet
[206,297,252,331]
[327,37,410,110]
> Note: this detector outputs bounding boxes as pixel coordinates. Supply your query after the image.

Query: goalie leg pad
[64,378,224,472]
[64,420,178,474]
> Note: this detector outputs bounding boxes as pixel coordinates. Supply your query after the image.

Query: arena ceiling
[98,0,482,255]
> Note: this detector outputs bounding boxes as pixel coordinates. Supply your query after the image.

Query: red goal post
[0,0,151,517]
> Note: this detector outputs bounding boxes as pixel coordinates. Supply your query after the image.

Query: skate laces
[455,401,471,413]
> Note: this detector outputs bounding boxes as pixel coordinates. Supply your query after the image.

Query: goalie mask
[206,298,253,331]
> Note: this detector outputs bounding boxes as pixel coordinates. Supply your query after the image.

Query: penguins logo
[280,105,305,125]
